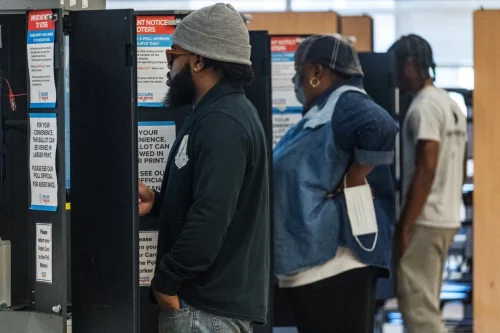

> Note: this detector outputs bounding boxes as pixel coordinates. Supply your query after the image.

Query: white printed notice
[137,16,175,107]
[27,10,57,109]
[139,231,159,286]
[29,113,58,211]
[271,36,304,148]
[138,121,176,192]
[36,223,53,283]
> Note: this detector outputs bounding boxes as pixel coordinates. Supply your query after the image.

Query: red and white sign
[28,10,55,31]
[271,36,301,53]
[137,16,175,35]
[27,10,57,109]
[136,16,175,107]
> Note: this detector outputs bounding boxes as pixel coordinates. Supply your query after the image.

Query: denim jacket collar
[303,77,364,115]
[303,85,366,129]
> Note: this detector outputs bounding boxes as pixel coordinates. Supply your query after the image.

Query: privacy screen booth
[0,2,273,333]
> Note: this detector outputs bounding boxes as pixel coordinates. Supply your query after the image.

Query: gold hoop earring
[310,77,320,88]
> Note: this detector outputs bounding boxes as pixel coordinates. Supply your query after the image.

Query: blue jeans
[159,305,253,333]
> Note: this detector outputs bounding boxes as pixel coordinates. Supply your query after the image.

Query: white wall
[394,9,473,67]
[389,1,500,88]
[291,0,493,88]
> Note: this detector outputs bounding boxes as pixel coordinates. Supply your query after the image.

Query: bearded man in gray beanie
[138,3,270,333]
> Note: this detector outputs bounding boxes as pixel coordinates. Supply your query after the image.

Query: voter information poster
[137,16,175,107]
[29,113,58,211]
[139,231,159,286]
[27,10,57,109]
[271,36,304,147]
[36,223,53,284]
[138,121,176,192]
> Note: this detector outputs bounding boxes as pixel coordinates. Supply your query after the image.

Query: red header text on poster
[28,10,56,31]
[137,16,175,34]
[271,37,300,53]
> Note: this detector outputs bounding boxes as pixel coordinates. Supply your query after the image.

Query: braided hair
[389,34,436,86]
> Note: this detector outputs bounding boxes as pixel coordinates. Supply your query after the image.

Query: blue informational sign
[271,36,304,147]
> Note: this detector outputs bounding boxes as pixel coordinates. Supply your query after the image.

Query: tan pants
[397,225,458,333]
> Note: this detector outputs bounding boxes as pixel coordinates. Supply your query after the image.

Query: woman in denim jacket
[273,35,399,333]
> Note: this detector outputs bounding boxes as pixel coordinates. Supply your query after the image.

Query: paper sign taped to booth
[271,36,304,147]
[138,121,176,192]
[36,223,53,284]
[27,10,57,109]
[137,16,175,107]
[139,231,159,286]
[29,113,58,212]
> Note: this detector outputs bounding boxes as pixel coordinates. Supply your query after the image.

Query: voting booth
[0,3,73,333]
[0,2,273,333]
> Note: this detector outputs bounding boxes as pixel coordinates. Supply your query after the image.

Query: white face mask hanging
[343,175,378,252]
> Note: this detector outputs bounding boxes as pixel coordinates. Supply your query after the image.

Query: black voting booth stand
[358,52,399,309]
[0,7,70,333]
[70,9,274,333]
[70,9,140,333]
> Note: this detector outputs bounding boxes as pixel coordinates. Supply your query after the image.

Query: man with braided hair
[389,34,467,333]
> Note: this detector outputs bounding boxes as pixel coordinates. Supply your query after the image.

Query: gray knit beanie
[172,3,252,66]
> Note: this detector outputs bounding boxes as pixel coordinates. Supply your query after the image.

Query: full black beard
[163,64,196,109]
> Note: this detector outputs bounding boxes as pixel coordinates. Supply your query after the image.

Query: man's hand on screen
[138,182,155,216]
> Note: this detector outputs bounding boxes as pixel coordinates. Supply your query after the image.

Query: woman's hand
[326,164,373,199]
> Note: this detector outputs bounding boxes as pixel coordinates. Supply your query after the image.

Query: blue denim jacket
[273,81,399,276]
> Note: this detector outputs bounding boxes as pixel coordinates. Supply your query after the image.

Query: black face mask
[163,63,196,109]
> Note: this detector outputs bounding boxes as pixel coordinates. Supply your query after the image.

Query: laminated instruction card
[27,10,57,108]
[29,113,58,211]
[137,16,175,107]
[271,36,304,147]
